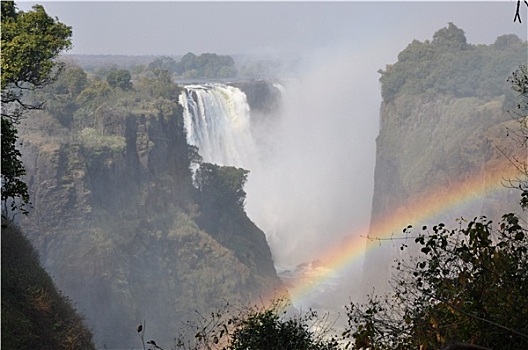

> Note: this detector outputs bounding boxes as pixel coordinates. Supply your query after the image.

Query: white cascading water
[179,84,257,168]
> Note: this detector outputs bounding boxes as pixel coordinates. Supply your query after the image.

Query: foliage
[1,220,96,350]
[195,163,250,211]
[345,214,528,350]
[79,127,126,154]
[107,68,133,90]
[136,68,180,100]
[1,1,71,215]
[228,308,339,350]
[501,65,528,209]
[1,116,30,215]
[172,300,339,350]
[146,53,237,79]
[37,61,88,127]
[378,23,527,102]
[148,56,178,73]
[173,52,237,79]
[1,2,72,99]
[432,22,468,50]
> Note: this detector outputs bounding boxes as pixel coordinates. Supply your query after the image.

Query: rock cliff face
[17,99,282,348]
[362,27,527,293]
[363,94,524,291]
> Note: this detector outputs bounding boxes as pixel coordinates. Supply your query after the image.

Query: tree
[502,65,528,209]
[1,1,72,215]
[106,69,133,90]
[432,22,468,50]
[344,215,528,350]
[148,56,177,73]
[38,62,88,127]
[195,163,250,211]
[174,52,237,79]
[228,309,338,350]
[172,300,339,350]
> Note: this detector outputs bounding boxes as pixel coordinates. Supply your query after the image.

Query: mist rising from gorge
[244,49,382,270]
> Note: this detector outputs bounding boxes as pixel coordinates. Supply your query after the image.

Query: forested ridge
[379,23,526,102]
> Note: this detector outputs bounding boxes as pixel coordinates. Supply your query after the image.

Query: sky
[16,1,528,58]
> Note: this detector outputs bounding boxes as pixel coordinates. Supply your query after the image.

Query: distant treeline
[149,52,237,79]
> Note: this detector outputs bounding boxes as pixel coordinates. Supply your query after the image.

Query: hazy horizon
[17,2,527,59]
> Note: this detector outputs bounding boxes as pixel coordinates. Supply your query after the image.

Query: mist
[245,48,383,269]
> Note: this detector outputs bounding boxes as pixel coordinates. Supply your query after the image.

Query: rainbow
[270,160,524,307]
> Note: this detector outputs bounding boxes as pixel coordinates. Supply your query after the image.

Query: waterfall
[179,69,378,277]
[179,83,257,169]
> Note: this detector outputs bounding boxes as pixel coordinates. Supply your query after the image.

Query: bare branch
[514,1,528,23]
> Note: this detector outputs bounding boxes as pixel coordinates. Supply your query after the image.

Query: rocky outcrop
[231,80,282,114]
[361,28,527,294]
[17,104,283,348]
[362,93,525,294]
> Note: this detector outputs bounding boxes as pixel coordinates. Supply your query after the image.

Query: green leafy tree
[432,22,468,50]
[174,52,237,79]
[172,300,339,350]
[148,56,177,73]
[175,52,198,75]
[228,309,339,350]
[106,69,133,90]
[345,214,528,350]
[76,79,112,108]
[195,163,250,211]
[136,69,180,100]
[1,1,72,215]
[38,62,88,127]
[1,117,29,215]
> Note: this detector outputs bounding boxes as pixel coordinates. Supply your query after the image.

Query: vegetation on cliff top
[378,23,526,102]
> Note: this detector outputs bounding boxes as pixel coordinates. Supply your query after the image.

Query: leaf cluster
[504,65,528,208]
[195,163,250,211]
[345,215,528,349]
[1,1,72,215]
[172,300,339,350]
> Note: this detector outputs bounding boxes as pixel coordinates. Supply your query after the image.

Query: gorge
[10,24,527,349]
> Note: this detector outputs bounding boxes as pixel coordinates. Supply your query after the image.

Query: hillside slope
[1,220,96,350]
